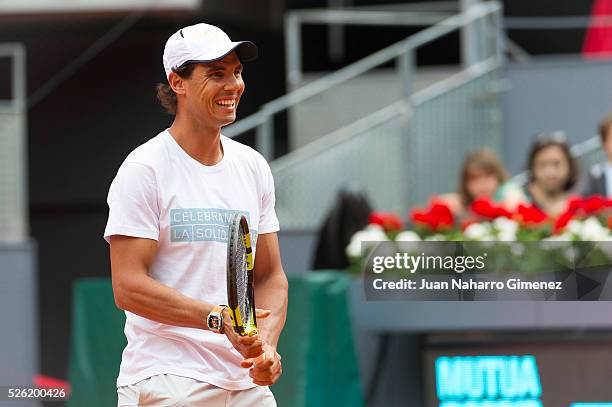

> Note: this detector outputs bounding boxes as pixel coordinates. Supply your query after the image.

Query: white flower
[566,219,583,236]
[564,217,611,241]
[493,217,518,241]
[425,234,447,241]
[395,230,421,242]
[558,216,612,244]
[579,217,610,241]
[365,224,384,232]
[498,233,515,242]
[464,222,493,241]
[493,216,518,233]
[345,226,389,258]
[496,232,514,242]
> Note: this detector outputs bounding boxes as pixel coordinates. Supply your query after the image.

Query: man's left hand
[240,343,282,386]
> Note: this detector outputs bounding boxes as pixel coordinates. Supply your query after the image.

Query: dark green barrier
[67,272,363,407]
[67,278,126,407]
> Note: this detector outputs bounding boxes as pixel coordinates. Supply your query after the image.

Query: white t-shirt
[103,129,280,390]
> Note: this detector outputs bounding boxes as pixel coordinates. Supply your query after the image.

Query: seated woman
[439,148,526,216]
[524,132,579,217]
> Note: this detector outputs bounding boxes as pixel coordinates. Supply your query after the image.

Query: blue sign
[436,356,542,406]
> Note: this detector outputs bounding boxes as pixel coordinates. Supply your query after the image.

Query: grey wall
[277,229,318,274]
[503,57,612,174]
[0,243,39,407]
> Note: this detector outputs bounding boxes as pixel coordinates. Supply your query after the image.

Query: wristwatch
[207,305,228,334]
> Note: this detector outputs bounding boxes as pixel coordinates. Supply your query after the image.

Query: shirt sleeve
[103,161,160,243]
[258,159,280,234]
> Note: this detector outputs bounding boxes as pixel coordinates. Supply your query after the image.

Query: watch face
[209,315,221,330]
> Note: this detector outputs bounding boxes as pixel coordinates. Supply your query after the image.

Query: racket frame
[227,214,258,336]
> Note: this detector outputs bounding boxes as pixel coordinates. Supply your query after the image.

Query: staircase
[224,1,505,230]
[289,67,460,150]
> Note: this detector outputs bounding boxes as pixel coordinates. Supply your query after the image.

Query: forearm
[113,272,214,330]
[254,269,288,349]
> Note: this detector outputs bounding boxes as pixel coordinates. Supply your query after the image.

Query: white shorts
[117,374,277,407]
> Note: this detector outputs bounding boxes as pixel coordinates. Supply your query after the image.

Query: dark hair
[156,64,196,115]
[459,148,509,204]
[599,111,612,144]
[526,131,578,191]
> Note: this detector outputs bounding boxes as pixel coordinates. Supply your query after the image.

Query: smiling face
[176,52,245,128]
[532,144,571,194]
[465,169,499,200]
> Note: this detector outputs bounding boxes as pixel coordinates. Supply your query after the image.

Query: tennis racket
[226,214,258,336]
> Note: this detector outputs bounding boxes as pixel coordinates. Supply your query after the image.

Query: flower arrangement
[346,195,612,259]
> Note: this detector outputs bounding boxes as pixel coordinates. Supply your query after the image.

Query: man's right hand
[222,308,271,359]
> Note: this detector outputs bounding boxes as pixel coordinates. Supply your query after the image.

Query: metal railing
[0,43,28,244]
[224,2,505,229]
[504,15,612,30]
[271,100,411,228]
[272,57,503,229]
[284,8,454,88]
[223,1,504,160]
[407,58,503,208]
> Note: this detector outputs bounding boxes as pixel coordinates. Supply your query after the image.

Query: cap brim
[232,41,258,62]
[178,41,258,68]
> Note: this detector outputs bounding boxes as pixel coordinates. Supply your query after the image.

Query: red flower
[430,202,454,228]
[516,203,548,225]
[567,195,609,216]
[368,212,404,232]
[566,196,584,214]
[410,200,454,232]
[553,210,574,234]
[608,215,612,230]
[469,197,512,219]
[582,195,607,214]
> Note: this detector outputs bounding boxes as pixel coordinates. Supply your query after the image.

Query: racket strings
[235,227,251,327]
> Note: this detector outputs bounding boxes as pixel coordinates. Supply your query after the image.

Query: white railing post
[12,45,26,111]
[0,43,28,243]
[256,113,274,160]
[396,46,415,102]
[284,13,302,90]
[327,0,352,63]
[460,0,480,68]
[491,2,505,64]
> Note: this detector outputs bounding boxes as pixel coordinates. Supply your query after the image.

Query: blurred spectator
[580,112,612,197]
[312,188,372,270]
[524,132,579,217]
[438,148,526,216]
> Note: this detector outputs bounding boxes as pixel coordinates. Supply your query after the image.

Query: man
[580,112,612,197]
[104,23,288,406]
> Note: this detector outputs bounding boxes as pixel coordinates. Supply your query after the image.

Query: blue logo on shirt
[170,208,256,243]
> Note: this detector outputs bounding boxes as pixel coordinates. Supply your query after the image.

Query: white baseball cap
[162,23,258,79]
